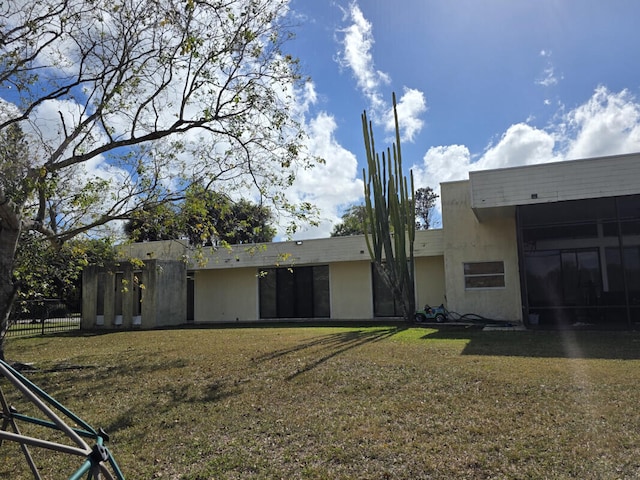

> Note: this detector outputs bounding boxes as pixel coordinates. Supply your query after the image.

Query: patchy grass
[3,326,640,479]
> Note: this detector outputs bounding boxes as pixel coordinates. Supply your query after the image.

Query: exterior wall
[414,229,445,257]
[117,232,446,323]
[415,256,446,309]
[118,241,189,264]
[330,261,373,319]
[442,181,522,322]
[100,271,116,328]
[194,267,258,322]
[139,264,156,328]
[118,230,444,271]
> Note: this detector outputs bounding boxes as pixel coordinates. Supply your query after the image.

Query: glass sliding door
[560,250,601,308]
[525,251,562,308]
[259,265,330,319]
[524,248,602,326]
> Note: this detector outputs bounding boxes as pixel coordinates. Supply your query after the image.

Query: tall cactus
[362,93,416,322]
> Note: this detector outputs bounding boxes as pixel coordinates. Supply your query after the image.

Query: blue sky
[4,0,640,240]
[284,0,640,238]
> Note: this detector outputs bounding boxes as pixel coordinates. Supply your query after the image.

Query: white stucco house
[82,152,640,330]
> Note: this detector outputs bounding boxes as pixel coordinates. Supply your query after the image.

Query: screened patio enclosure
[517,194,640,328]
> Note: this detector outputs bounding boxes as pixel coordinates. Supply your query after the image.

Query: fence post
[41,302,46,336]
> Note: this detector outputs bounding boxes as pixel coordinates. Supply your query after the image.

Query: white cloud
[478,123,559,169]
[0,98,21,123]
[336,1,388,113]
[28,99,92,163]
[384,88,427,143]
[410,144,471,225]
[563,86,640,159]
[298,81,318,115]
[536,50,562,88]
[412,145,471,191]
[412,87,640,219]
[286,111,364,239]
[537,66,559,87]
[414,123,558,191]
[336,1,426,143]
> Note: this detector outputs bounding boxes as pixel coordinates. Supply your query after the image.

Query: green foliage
[124,185,276,246]
[330,204,367,237]
[183,189,277,246]
[124,203,181,242]
[13,235,117,309]
[219,198,276,245]
[362,92,416,321]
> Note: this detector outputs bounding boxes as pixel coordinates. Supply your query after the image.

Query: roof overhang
[469,152,640,222]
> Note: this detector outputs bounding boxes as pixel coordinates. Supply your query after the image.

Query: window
[464,261,505,289]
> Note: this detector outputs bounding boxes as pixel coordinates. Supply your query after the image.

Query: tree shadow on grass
[420,326,640,359]
[253,327,406,380]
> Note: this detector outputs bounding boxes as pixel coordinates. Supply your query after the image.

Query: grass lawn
[2,325,640,479]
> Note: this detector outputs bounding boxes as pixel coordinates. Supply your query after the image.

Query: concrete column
[81,266,98,330]
[154,260,187,327]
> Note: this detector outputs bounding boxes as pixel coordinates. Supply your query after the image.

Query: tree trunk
[0,224,20,362]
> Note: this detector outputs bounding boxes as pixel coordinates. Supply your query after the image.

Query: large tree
[330,204,366,237]
[414,186,438,230]
[0,0,318,359]
[123,203,181,243]
[125,186,276,246]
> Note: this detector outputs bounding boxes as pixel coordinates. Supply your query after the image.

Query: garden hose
[442,307,515,327]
